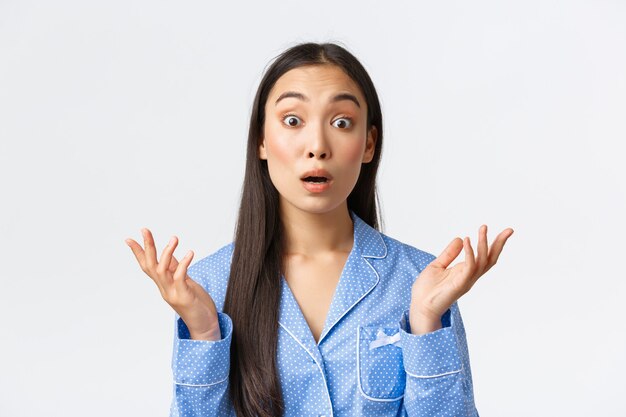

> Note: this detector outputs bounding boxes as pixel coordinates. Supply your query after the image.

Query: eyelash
[281,113,353,129]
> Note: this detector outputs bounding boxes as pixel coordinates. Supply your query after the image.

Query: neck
[279,200,354,257]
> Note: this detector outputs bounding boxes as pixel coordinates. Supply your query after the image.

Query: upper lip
[300,168,333,181]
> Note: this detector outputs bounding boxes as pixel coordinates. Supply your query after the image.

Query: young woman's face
[259,64,377,215]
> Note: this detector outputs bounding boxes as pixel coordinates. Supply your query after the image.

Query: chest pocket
[356,325,406,401]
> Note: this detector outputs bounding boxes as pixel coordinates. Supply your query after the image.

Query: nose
[306,124,329,159]
[308,150,327,159]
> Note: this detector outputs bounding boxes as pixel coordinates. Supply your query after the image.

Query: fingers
[485,228,514,272]
[126,237,163,295]
[428,225,513,291]
[445,237,475,296]
[463,236,476,274]
[143,228,157,270]
[173,250,194,294]
[476,225,489,274]
[125,228,196,304]
[125,230,166,295]
[125,238,146,268]
[157,235,178,277]
[432,237,464,269]
[168,254,180,273]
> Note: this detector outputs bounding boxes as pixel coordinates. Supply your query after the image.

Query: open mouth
[302,176,329,183]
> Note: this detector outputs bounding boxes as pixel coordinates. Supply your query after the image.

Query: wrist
[190,326,221,341]
[410,312,442,336]
[186,315,221,341]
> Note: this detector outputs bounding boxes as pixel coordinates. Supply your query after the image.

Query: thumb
[430,237,464,270]
[168,255,180,273]
[173,250,194,292]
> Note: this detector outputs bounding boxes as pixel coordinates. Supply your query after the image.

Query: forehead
[268,64,365,104]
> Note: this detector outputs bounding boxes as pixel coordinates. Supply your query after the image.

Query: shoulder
[378,231,437,273]
[187,241,234,278]
[186,241,234,310]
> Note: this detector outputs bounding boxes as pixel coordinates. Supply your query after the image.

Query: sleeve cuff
[398,308,463,377]
[172,311,233,385]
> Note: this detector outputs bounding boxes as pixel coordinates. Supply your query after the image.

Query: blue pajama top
[170,210,479,416]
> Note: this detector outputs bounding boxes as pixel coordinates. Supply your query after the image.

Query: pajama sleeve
[169,311,236,417]
[398,301,480,417]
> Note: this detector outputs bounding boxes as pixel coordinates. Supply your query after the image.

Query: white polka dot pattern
[169,210,479,416]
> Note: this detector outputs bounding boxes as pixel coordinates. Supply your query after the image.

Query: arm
[125,229,237,415]
[169,311,236,417]
[398,226,512,416]
[398,301,478,416]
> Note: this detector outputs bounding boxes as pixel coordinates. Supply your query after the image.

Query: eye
[332,117,353,129]
[282,114,302,127]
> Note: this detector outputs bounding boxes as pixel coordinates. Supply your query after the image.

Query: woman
[126,42,513,417]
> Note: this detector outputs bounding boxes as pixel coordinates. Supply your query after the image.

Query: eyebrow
[274,91,361,108]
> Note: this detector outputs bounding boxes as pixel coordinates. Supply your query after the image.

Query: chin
[280,196,349,216]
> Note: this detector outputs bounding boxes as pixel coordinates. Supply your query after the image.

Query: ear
[362,125,378,163]
[258,136,267,160]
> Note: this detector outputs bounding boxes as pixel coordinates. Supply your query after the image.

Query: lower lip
[301,179,332,193]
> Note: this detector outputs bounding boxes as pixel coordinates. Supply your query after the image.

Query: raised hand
[125,228,221,341]
[409,225,514,335]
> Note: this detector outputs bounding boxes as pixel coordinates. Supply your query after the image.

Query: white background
[1,0,624,415]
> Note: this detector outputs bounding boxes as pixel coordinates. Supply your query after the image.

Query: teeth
[304,176,327,183]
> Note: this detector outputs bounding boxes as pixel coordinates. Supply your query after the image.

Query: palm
[410,225,514,323]
[412,262,470,319]
[126,229,220,340]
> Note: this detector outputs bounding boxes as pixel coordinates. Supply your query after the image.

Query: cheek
[263,123,297,167]
[344,144,365,163]
[340,136,367,164]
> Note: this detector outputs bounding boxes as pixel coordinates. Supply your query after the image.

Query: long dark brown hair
[223,42,385,417]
